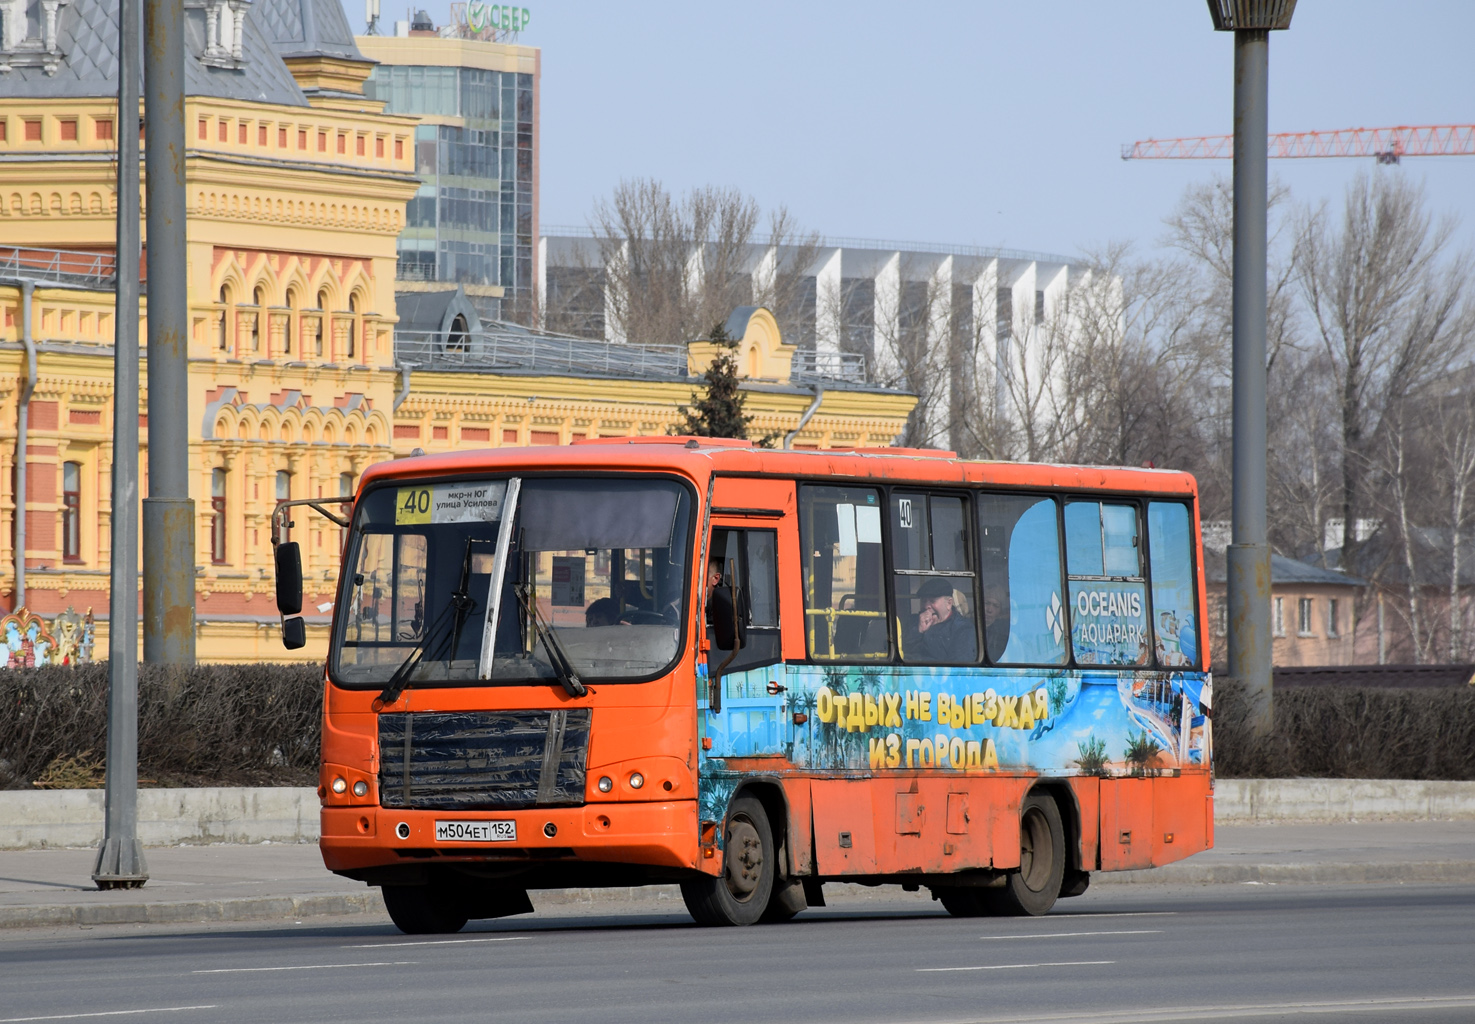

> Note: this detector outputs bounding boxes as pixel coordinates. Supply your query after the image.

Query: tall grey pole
[1225,27,1273,736]
[93,0,147,889]
[142,0,196,664]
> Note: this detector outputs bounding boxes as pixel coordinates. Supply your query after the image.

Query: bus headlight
[331,776,347,794]
[352,780,368,798]
[597,776,613,793]
[629,772,645,790]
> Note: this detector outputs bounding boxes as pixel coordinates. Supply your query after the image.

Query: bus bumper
[320,799,699,874]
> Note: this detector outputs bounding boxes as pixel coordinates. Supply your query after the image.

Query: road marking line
[882,993,1475,1023]
[918,961,1115,972]
[192,961,414,974]
[343,937,529,948]
[1046,911,1176,918]
[0,1008,217,1023]
[979,930,1161,940]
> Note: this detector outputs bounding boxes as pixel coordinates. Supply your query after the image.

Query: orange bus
[274,438,1215,933]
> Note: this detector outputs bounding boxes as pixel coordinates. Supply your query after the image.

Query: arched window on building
[284,289,297,355]
[217,286,231,351]
[315,290,327,357]
[210,468,227,563]
[62,461,81,561]
[347,294,359,360]
[251,286,265,352]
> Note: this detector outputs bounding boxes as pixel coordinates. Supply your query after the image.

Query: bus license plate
[435,820,516,843]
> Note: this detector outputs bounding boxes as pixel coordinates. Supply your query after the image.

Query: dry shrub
[1214,679,1475,780]
[0,664,322,789]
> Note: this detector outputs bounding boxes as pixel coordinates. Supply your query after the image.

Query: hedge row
[1211,678,1475,781]
[0,664,322,789]
[2,667,1474,788]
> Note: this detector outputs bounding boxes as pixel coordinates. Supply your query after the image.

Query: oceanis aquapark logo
[467,2,531,34]
[1046,592,1064,643]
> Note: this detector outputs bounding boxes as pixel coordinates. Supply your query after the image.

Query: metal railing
[396,323,874,386]
[791,348,868,385]
[395,325,690,380]
[0,247,117,289]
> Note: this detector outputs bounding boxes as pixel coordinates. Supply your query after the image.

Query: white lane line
[918,961,1115,973]
[344,937,529,948]
[1046,911,1176,918]
[192,961,414,974]
[979,930,1161,940]
[882,993,1475,1023]
[0,1008,217,1023]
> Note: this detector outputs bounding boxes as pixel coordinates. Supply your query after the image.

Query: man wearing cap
[911,577,977,663]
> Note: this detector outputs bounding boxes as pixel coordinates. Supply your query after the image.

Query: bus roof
[358,437,1198,498]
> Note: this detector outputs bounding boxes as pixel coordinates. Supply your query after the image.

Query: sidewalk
[3,821,1473,929]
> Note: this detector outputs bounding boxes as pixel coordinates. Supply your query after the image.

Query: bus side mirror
[275,541,303,615]
[709,586,738,651]
[281,616,306,650]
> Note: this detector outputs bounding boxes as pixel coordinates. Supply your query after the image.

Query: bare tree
[571,179,821,349]
[1296,172,1475,576]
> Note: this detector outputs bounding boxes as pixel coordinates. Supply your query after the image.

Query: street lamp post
[1208,0,1296,737]
[141,0,196,665]
[92,0,146,890]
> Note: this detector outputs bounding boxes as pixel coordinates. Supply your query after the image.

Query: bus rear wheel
[681,795,774,926]
[993,791,1065,916]
[382,884,470,935]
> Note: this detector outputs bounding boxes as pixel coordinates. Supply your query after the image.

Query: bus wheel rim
[725,816,763,901]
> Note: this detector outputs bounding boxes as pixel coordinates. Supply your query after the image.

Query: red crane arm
[1122,125,1475,163]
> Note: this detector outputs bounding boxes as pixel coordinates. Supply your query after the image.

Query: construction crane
[1122,125,1475,164]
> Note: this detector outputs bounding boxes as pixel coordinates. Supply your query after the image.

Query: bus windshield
[332,476,693,687]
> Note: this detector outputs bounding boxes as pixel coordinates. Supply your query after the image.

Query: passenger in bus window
[911,578,976,663]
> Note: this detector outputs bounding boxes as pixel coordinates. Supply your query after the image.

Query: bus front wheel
[681,795,775,926]
[382,884,470,935]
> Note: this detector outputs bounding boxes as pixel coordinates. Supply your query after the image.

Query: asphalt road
[2,882,1473,1024]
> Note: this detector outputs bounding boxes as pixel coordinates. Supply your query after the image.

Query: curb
[0,891,384,930]
[1099,860,1475,886]
[8,862,1475,929]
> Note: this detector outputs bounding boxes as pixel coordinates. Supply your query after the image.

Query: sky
[344,0,1475,260]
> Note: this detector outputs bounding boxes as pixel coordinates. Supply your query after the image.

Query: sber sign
[468,3,530,33]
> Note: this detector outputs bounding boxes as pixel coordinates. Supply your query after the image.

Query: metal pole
[142,0,196,664]
[93,0,147,889]
[1226,28,1273,736]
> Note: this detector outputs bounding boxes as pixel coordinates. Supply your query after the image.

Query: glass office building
[359,36,538,318]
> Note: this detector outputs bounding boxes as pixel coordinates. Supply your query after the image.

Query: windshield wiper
[376,540,478,705]
[514,581,587,698]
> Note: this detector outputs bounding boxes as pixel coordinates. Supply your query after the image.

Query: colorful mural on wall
[0,607,96,668]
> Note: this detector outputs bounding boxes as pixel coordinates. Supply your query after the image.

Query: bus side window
[1065,501,1150,666]
[799,485,888,661]
[1148,502,1199,668]
[708,527,781,673]
[890,492,979,664]
[977,494,1067,666]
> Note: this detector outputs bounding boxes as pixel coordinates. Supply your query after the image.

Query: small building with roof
[1203,548,1364,667]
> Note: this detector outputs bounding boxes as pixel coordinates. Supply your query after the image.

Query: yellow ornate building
[0,0,916,662]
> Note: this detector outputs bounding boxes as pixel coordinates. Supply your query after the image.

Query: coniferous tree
[674,324,754,440]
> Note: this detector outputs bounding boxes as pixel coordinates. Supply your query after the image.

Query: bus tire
[994,791,1066,917]
[680,795,774,926]
[933,886,993,917]
[382,884,470,935]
